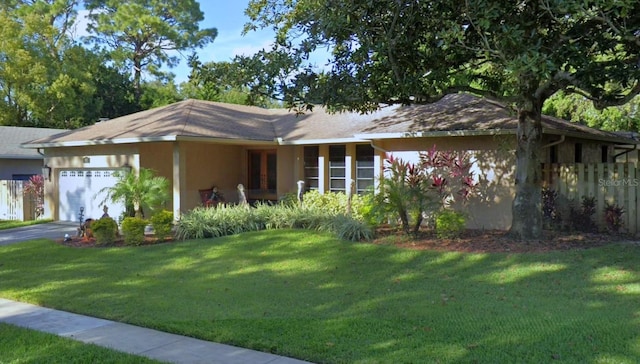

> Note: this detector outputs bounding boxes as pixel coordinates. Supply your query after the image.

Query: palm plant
[100,168,170,218]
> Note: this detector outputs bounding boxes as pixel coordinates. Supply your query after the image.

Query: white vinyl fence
[0,180,36,221]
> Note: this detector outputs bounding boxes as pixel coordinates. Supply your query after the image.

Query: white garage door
[58,170,126,222]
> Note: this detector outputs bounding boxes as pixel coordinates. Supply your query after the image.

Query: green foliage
[331,216,374,241]
[0,323,160,363]
[604,202,625,232]
[0,2,137,128]
[241,0,640,239]
[150,210,174,240]
[544,91,640,132]
[435,210,466,239]
[374,149,477,236]
[85,0,217,102]
[2,234,639,363]
[100,168,170,218]
[569,196,598,233]
[91,217,118,246]
[542,188,562,230]
[121,217,147,245]
[176,203,372,242]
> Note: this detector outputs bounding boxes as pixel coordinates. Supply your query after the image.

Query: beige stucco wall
[179,142,245,209]
[376,135,517,230]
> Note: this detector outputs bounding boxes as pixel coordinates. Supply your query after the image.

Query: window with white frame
[356,144,374,194]
[329,145,346,192]
[304,146,319,191]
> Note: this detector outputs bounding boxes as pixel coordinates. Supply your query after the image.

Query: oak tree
[241,0,640,239]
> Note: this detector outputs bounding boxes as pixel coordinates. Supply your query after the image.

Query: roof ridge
[179,99,195,136]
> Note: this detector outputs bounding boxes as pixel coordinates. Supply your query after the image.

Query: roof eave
[542,128,639,145]
[278,137,369,145]
[353,129,516,139]
[22,136,180,149]
[176,136,278,145]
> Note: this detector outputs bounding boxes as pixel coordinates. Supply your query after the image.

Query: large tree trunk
[509,106,543,240]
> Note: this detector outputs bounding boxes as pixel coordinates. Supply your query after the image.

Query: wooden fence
[542,163,640,234]
[0,180,35,221]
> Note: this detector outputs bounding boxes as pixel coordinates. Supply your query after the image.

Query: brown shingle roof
[23,93,636,147]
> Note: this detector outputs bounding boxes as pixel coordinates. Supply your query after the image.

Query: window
[329,145,346,192]
[601,145,609,163]
[355,144,374,194]
[550,145,558,164]
[575,143,582,163]
[304,146,319,191]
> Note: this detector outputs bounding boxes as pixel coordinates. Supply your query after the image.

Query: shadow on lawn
[0,233,638,363]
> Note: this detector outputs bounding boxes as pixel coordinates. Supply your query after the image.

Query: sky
[73,1,329,84]
[174,1,275,82]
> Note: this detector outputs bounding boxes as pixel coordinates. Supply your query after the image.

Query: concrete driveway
[0,222,79,246]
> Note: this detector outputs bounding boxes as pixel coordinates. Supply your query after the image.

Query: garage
[58,169,126,222]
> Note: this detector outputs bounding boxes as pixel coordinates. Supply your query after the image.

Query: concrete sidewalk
[0,299,312,364]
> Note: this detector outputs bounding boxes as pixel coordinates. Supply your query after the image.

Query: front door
[248,149,277,202]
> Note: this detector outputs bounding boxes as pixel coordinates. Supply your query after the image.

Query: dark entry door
[248,150,277,201]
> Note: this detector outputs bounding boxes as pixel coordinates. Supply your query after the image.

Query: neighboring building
[22,93,637,229]
[0,126,67,180]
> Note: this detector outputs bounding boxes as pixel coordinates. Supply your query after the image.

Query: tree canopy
[85,0,217,102]
[241,0,640,239]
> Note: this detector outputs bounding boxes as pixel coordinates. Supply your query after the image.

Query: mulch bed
[57,235,174,248]
[373,228,634,253]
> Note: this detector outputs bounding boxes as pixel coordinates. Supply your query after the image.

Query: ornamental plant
[122,217,147,245]
[91,217,118,246]
[150,210,174,241]
[375,146,478,236]
[23,174,45,219]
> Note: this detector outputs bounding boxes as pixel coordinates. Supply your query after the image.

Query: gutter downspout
[368,140,389,154]
[614,144,638,161]
[542,135,565,149]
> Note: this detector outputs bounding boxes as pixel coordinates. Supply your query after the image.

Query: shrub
[331,215,374,241]
[121,217,147,245]
[91,217,118,246]
[150,210,174,240]
[435,210,466,239]
[569,196,597,232]
[604,202,624,232]
[374,148,478,237]
[176,202,374,242]
[542,188,561,230]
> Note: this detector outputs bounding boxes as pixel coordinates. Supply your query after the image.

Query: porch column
[172,142,186,220]
[318,145,328,193]
[374,149,383,193]
[345,144,355,194]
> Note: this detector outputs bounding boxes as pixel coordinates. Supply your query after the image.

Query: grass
[0,323,162,363]
[0,219,52,230]
[0,230,638,363]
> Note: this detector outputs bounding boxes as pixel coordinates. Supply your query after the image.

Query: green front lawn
[0,323,162,363]
[0,219,52,230]
[0,230,638,363]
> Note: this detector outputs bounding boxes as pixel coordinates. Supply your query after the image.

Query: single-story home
[0,126,67,180]
[22,93,638,229]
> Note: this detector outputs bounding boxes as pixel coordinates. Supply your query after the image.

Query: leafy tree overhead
[184,56,281,107]
[84,0,218,103]
[241,0,640,239]
[0,0,139,128]
[544,92,640,133]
